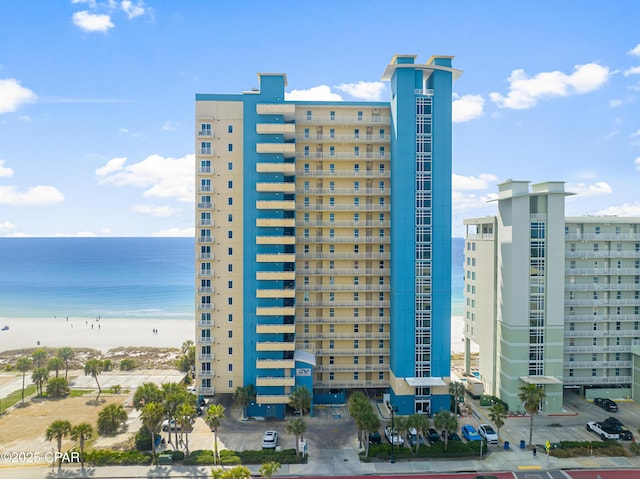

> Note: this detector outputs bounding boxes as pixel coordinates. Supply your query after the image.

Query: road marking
[518,465,543,470]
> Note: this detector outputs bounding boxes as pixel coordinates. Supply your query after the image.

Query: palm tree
[56,347,75,380]
[32,348,47,368]
[205,403,225,464]
[16,357,32,405]
[84,358,104,398]
[434,410,458,452]
[47,356,64,379]
[31,367,49,396]
[488,402,508,443]
[176,402,196,456]
[46,419,72,471]
[258,461,281,479]
[233,386,251,419]
[133,382,163,409]
[162,383,188,446]
[449,381,466,411]
[288,386,311,416]
[97,403,128,434]
[70,422,93,471]
[141,402,165,460]
[347,391,369,447]
[360,407,381,458]
[406,413,429,455]
[518,384,546,447]
[286,417,307,456]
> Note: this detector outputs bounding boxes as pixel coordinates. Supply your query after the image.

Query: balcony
[198,319,213,327]
[198,186,213,193]
[297,331,389,340]
[256,289,295,298]
[256,122,296,138]
[256,306,296,316]
[565,283,640,291]
[298,152,388,160]
[297,236,389,244]
[296,169,390,178]
[565,251,640,259]
[198,336,213,344]
[300,204,390,212]
[256,376,295,387]
[198,270,214,277]
[563,361,631,369]
[564,329,640,338]
[256,103,296,117]
[256,341,296,351]
[199,387,215,396]
[256,236,296,245]
[256,218,296,228]
[565,268,639,275]
[296,115,390,125]
[315,364,387,372]
[296,133,389,143]
[564,345,632,353]
[298,284,390,293]
[256,200,296,210]
[256,358,295,369]
[298,252,390,260]
[198,129,213,136]
[563,314,638,322]
[296,187,390,196]
[256,142,296,158]
[256,253,295,263]
[199,166,214,174]
[563,376,631,385]
[256,162,296,175]
[198,286,214,293]
[256,271,296,281]
[300,268,390,275]
[300,301,390,308]
[314,348,390,356]
[200,369,215,377]
[198,236,214,243]
[565,299,640,306]
[256,323,296,334]
[314,379,388,388]
[198,303,214,310]
[197,202,213,209]
[566,233,640,241]
[198,219,214,226]
[199,148,213,155]
[296,316,390,324]
[198,253,214,260]
[256,394,291,405]
[256,182,296,193]
[200,353,214,360]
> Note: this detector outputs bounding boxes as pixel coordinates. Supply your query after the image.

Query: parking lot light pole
[390,405,395,463]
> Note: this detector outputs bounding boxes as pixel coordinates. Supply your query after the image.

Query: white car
[262,430,278,449]
[478,424,498,444]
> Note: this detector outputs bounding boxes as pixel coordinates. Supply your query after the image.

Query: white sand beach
[0,317,193,353]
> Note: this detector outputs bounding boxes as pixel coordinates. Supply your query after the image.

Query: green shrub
[119,359,136,371]
[169,450,185,461]
[135,429,152,451]
[84,450,152,466]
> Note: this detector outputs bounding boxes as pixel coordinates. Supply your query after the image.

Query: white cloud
[0,160,14,177]
[121,0,146,19]
[162,121,179,131]
[96,153,194,202]
[566,181,612,197]
[285,85,343,101]
[0,79,37,114]
[0,185,64,205]
[0,220,16,232]
[132,204,180,217]
[151,227,194,237]
[594,203,640,216]
[72,11,114,32]
[608,99,623,108]
[623,66,640,77]
[628,44,640,57]
[335,81,386,101]
[453,173,499,190]
[635,157,640,170]
[71,0,97,6]
[490,63,610,110]
[95,157,126,176]
[452,94,484,123]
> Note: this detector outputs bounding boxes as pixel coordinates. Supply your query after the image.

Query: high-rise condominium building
[463,180,640,413]
[195,55,460,418]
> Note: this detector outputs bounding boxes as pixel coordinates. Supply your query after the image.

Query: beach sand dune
[0,317,193,353]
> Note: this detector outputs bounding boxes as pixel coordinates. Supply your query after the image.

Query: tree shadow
[85,397,106,407]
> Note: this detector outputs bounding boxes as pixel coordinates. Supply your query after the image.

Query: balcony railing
[299,301,390,307]
[564,314,638,322]
[296,187,390,196]
[199,148,213,155]
[564,345,632,353]
[298,284,390,292]
[296,316,390,324]
[565,268,640,275]
[297,134,389,143]
[563,375,631,385]
[564,329,640,338]
[314,379,388,388]
[565,283,640,291]
[296,115,390,124]
[297,170,390,178]
[298,252,390,259]
[198,129,213,136]
[298,152,388,160]
[300,204,390,212]
[563,360,631,368]
[566,233,640,241]
[197,202,213,209]
[300,268,390,275]
[198,236,214,243]
[565,251,640,259]
[565,299,640,306]
[197,336,213,344]
[297,220,391,228]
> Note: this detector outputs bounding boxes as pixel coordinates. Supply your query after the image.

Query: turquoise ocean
[0,237,465,320]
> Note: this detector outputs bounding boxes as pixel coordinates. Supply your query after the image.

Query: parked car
[461,424,482,442]
[368,431,382,445]
[586,421,619,440]
[161,419,180,432]
[427,428,440,444]
[406,428,427,447]
[478,424,498,444]
[602,418,634,440]
[384,426,404,446]
[594,397,618,412]
[442,430,462,441]
[262,430,278,449]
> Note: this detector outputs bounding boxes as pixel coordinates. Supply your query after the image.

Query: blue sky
[1,1,640,237]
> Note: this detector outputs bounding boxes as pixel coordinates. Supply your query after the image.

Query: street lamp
[389,403,398,464]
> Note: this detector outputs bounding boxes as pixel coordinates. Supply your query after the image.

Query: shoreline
[0,317,193,353]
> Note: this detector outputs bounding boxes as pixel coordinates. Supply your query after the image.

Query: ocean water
[0,237,465,321]
[0,237,194,320]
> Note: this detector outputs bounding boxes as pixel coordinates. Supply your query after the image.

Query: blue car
[461,424,482,442]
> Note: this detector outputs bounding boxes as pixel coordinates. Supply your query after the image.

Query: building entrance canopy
[405,377,446,387]
[519,375,563,385]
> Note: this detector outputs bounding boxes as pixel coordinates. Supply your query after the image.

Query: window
[354,213,359,222]
[354,164,360,173]
[329,213,334,222]
[378,355,384,364]
[228,330,233,339]
[379,197,385,206]
[330,163,335,173]
[354,372,359,380]
[379,229,384,238]
[228,144,233,152]
[228,125,233,133]
[304,163,309,173]
[354,292,359,301]
[304,146,309,157]
[354,324,359,332]
[379,146,385,157]
[354,355,359,364]
[379,340,384,348]
[379,245,384,253]
[354,181,360,191]
[354,276,359,286]
[329,229,335,238]
[329,245,334,253]
[228,247,233,255]
[228,197,233,206]
[228,297,233,305]
[330,111,335,121]
[378,308,384,317]
[306,110,312,120]
[379,276,384,285]
[228,314,233,322]
[304,197,309,207]
[330,128,335,138]
[228,214,233,222]
[354,197,359,206]
[354,308,359,317]
[354,128,360,139]
[228,264,232,272]
[228,364,233,372]
[354,146,359,156]
[330,146,335,156]
[228,347,233,355]
[354,245,359,253]
[329,181,335,191]
[379,181,385,191]
[357,111,363,121]
[379,128,385,139]
[329,340,334,349]
[329,308,335,317]
[330,197,335,206]
[304,128,310,139]
[329,372,334,381]
[303,181,309,191]
[354,340,359,349]
[304,229,309,238]
[228,230,233,239]
[329,292,335,302]
[228,280,233,288]
[354,229,359,238]
[379,323,384,332]
[228,162,233,170]
[329,323,334,333]
[329,356,334,365]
